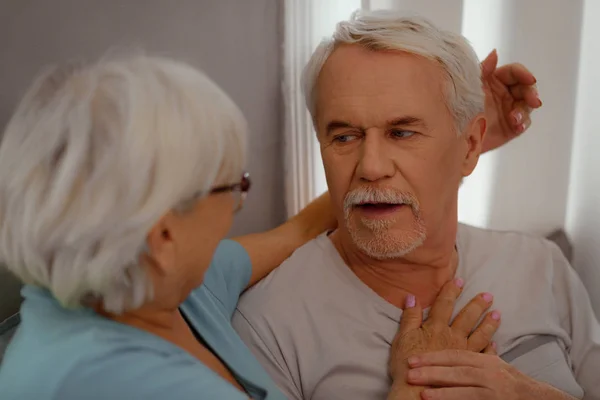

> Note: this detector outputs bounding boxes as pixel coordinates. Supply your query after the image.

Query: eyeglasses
[210,172,251,212]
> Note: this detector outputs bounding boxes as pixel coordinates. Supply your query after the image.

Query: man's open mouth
[354,202,405,216]
[356,202,401,209]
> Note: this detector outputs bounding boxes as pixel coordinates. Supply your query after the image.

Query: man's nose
[356,130,395,182]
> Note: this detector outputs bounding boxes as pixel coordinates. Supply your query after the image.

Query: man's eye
[333,134,358,143]
[391,130,415,138]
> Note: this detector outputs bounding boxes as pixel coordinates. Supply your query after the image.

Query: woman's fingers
[515,114,532,135]
[451,293,494,337]
[426,278,464,326]
[480,49,498,78]
[495,62,536,86]
[509,84,542,108]
[466,311,501,352]
[508,100,533,134]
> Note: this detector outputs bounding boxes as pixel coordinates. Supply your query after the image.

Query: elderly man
[232,10,600,400]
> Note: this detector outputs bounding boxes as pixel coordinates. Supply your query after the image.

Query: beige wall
[0,0,284,320]
[0,0,286,237]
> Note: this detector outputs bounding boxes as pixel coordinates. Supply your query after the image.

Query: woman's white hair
[0,54,247,313]
[302,10,485,133]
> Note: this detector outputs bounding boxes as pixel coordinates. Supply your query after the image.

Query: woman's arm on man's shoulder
[234,192,336,289]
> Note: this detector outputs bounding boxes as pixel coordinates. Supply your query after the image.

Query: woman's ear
[461,114,487,177]
[145,213,177,276]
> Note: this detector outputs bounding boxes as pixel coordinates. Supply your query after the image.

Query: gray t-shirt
[233,224,600,400]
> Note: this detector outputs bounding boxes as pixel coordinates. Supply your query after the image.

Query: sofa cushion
[546,229,573,263]
[0,313,20,364]
[0,269,22,322]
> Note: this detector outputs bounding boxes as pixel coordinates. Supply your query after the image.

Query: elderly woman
[0,56,339,399]
[0,54,534,400]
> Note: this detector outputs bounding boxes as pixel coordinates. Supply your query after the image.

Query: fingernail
[514,112,523,124]
[483,292,493,303]
[532,87,542,106]
[492,341,497,350]
[491,310,501,321]
[422,389,435,399]
[517,123,526,134]
[405,294,416,309]
[408,356,420,367]
[454,277,464,288]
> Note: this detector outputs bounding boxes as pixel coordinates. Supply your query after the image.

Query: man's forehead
[315,45,447,124]
[319,45,444,94]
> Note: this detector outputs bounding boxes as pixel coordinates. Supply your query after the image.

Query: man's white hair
[0,54,247,313]
[302,10,485,133]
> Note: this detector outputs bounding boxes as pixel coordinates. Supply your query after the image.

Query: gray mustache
[343,187,420,214]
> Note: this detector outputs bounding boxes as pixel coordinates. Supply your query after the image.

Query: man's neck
[330,226,459,309]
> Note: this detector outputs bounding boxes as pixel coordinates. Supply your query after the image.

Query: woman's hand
[291,191,337,240]
[481,50,541,153]
[406,350,578,400]
[237,192,336,288]
[387,279,501,399]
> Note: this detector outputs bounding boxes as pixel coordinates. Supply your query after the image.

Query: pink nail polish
[491,310,501,320]
[454,278,464,288]
[492,342,497,350]
[483,292,493,303]
[405,294,416,309]
[514,112,523,124]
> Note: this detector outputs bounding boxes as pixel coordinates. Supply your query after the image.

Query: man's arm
[233,192,335,289]
[404,350,579,400]
[548,242,600,399]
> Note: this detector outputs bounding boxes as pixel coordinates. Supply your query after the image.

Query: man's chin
[349,228,427,260]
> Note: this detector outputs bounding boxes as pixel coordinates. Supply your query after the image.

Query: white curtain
[282,0,363,217]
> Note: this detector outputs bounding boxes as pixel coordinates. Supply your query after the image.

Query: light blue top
[0,240,286,400]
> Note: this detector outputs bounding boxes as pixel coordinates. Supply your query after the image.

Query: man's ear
[461,114,487,177]
[145,213,177,276]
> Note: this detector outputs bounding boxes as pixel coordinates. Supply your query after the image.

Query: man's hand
[387,279,501,399]
[406,350,578,400]
[481,50,542,153]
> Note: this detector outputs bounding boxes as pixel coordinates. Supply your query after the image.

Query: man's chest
[289,305,398,400]
[288,284,573,400]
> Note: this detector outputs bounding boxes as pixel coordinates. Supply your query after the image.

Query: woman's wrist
[290,192,336,241]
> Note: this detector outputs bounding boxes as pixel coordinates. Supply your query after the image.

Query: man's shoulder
[236,234,336,315]
[458,223,569,276]
[459,223,557,254]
